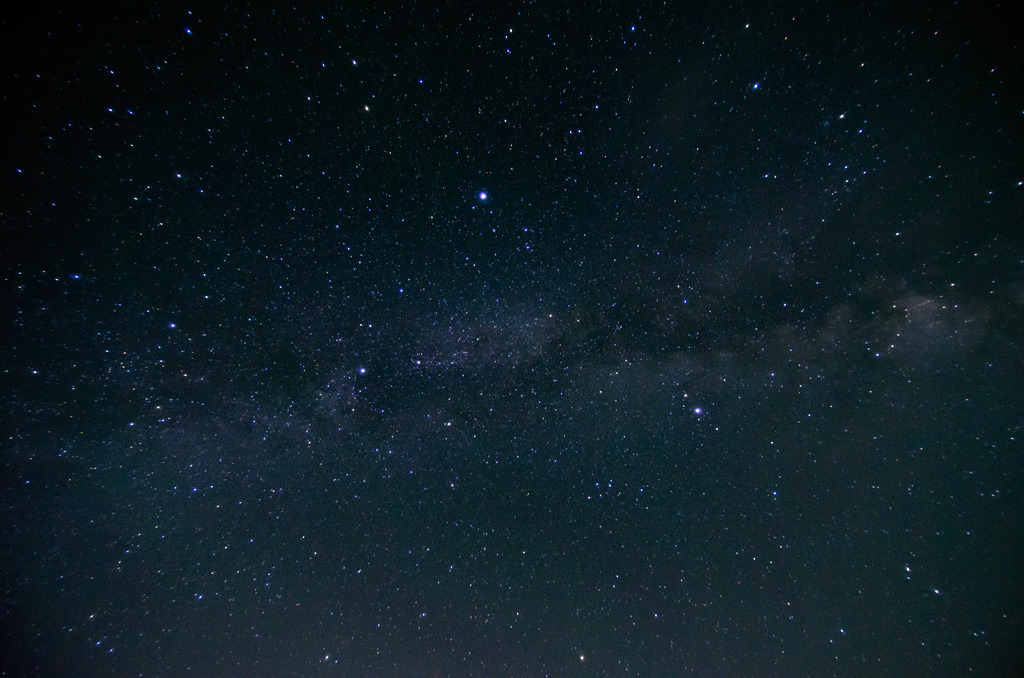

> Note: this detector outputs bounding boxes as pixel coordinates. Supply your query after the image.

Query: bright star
[479,191,488,201]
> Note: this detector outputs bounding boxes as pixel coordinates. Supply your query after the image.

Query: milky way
[2,2,1022,675]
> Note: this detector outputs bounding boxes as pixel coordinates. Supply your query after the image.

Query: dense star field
[2,2,1022,675]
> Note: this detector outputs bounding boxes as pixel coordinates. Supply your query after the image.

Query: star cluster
[2,2,1023,675]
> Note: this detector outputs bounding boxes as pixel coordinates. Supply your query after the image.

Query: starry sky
[2,2,1023,675]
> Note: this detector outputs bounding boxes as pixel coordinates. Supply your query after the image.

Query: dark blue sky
[2,1,1022,675]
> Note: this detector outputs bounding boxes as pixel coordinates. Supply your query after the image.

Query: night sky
[2,2,1023,675]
